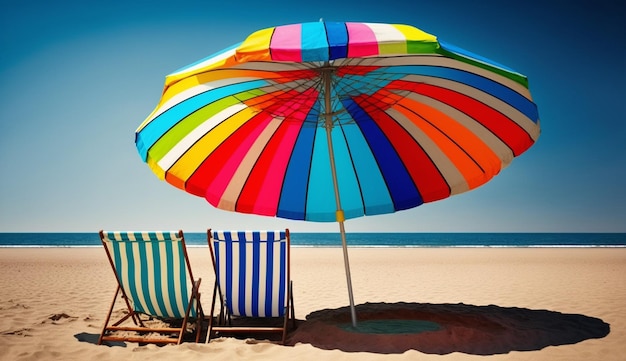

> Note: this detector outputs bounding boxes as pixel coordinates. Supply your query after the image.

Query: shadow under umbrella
[286,302,610,355]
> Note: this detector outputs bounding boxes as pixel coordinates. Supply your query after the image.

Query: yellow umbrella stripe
[236,27,274,62]
[165,106,259,185]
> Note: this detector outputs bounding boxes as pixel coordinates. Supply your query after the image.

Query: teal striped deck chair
[206,229,295,344]
[99,230,203,345]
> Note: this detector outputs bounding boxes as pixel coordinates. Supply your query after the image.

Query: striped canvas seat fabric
[210,230,289,318]
[101,231,197,318]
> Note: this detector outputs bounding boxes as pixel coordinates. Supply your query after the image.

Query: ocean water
[0,232,624,248]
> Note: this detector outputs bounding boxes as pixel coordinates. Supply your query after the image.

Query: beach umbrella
[135,21,540,327]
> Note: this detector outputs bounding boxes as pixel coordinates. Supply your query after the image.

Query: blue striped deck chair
[206,229,295,344]
[99,230,203,345]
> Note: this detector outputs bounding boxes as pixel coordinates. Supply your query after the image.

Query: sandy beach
[1,246,624,360]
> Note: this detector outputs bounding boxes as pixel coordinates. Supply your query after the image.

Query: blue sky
[1,0,624,232]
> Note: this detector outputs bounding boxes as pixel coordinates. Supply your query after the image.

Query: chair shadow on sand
[285,302,611,355]
[74,332,126,347]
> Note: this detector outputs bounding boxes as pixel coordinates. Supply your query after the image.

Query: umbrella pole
[337,218,358,328]
[322,67,358,328]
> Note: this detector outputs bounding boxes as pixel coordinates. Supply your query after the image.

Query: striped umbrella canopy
[135,21,540,326]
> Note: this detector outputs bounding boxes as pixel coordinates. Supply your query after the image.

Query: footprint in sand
[0,300,30,310]
[1,328,33,337]
[46,313,78,325]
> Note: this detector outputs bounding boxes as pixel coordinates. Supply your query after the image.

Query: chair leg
[178,279,202,345]
[98,286,121,345]
[281,281,296,345]
[178,312,189,344]
[282,310,288,345]
[206,281,219,343]
[290,281,296,329]
[195,292,203,343]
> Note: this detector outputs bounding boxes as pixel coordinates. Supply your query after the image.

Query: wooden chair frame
[99,230,204,345]
[206,229,295,344]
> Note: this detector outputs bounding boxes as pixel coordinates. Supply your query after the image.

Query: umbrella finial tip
[319,18,324,22]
